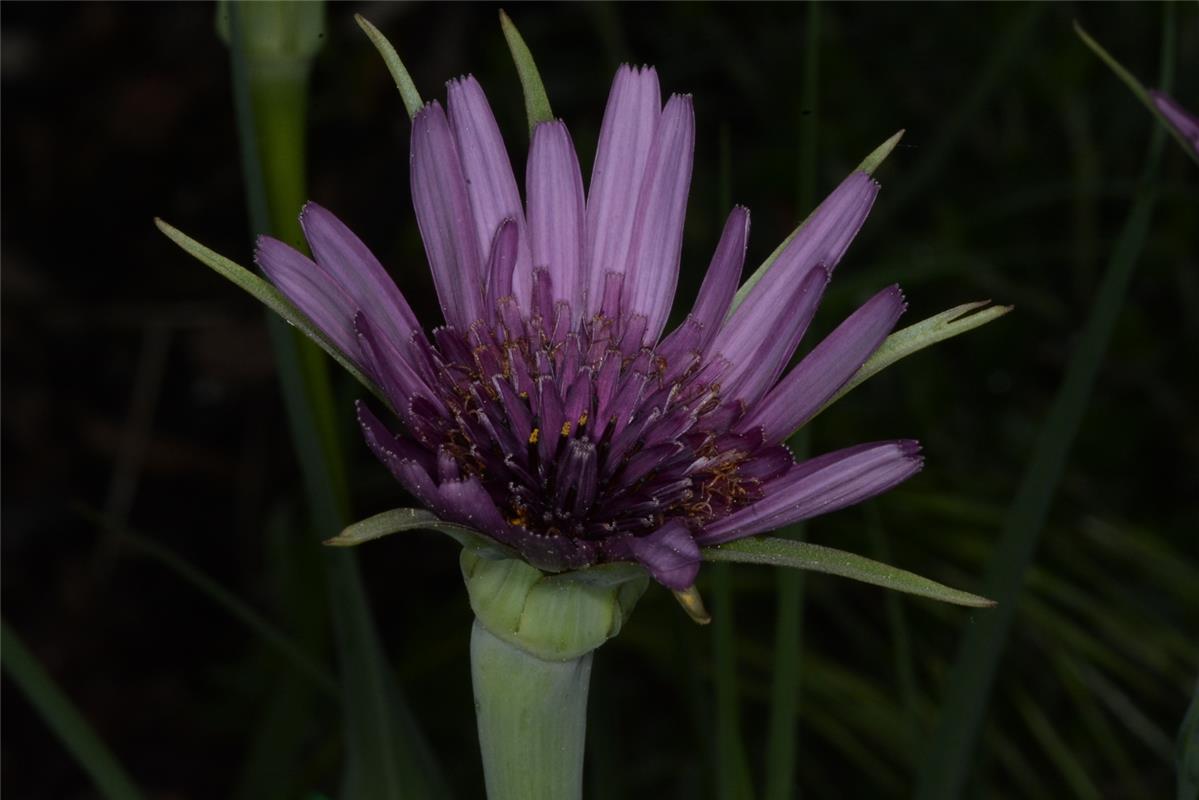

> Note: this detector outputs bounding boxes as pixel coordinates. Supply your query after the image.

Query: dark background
[3,2,1196,798]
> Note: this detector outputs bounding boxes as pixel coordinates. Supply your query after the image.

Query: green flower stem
[461,551,647,798]
[471,620,593,800]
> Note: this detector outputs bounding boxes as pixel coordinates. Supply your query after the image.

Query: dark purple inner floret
[384,268,792,542]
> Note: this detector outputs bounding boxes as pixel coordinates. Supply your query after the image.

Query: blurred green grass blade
[914,7,1174,797]
[500,9,554,135]
[867,506,920,759]
[93,518,338,696]
[1014,692,1101,800]
[704,538,994,608]
[1,620,146,800]
[765,7,820,793]
[1074,21,1199,165]
[235,509,331,800]
[153,218,388,409]
[355,14,422,119]
[765,568,802,798]
[225,6,449,798]
[1180,681,1199,800]
[815,301,1011,418]
[1051,653,1141,794]
[712,562,756,800]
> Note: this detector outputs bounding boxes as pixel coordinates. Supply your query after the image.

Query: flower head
[255,66,921,591]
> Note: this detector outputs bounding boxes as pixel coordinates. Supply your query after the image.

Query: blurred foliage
[2,2,1196,799]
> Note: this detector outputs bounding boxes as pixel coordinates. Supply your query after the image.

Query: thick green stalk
[471,621,593,800]
[461,552,646,800]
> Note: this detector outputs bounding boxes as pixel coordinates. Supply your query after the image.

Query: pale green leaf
[703,537,996,608]
[500,10,554,134]
[814,300,1012,418]
[355,14,423,119]
[325,507,517,560]
[154,218,389,409]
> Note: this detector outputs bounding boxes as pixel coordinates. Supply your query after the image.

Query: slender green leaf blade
[325,507,517,559]
[500,9,554,134]
[356,14,423,119]
[815,300,1012,416]
[1074,21,1198,165]
[154,219,388,407]
[1,620,146,800]
[703,538,995,608]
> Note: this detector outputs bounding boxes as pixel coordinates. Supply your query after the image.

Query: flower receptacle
[461,549,649,662]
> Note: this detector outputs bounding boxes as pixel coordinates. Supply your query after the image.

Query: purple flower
[255,67,921,591]
[1148,89,1199,156]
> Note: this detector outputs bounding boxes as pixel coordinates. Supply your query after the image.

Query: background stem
[224,4,447,797]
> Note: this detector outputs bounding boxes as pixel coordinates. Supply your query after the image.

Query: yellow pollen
[560,421,572,437]
[528,427,540,445]
[577,412,588,427]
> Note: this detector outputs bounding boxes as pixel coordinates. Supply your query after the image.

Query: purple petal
[446,77,533,307]
[715,264,830,405]
[354,313,442,422]
[711,171,879,362]
[689,206,750,351]
[299,203,422,351]
[609,521,700,590]
[255,235,359,361]
[485,219,519,314]
[622,93,696,341]
[358,400,520,547]
[741,284,907,443]
[355,399,434,478]
[585,65,661,317]
[697,440,923,544]
[527,120,586,317]
[410,101,484,329]
[1149,89,1199,155]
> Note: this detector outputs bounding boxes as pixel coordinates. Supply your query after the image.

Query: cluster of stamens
[396,270,791,541]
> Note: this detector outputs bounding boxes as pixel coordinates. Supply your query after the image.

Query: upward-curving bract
[255,65,920,591]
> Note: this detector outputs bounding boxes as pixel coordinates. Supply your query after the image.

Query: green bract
[461,550,649,661]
